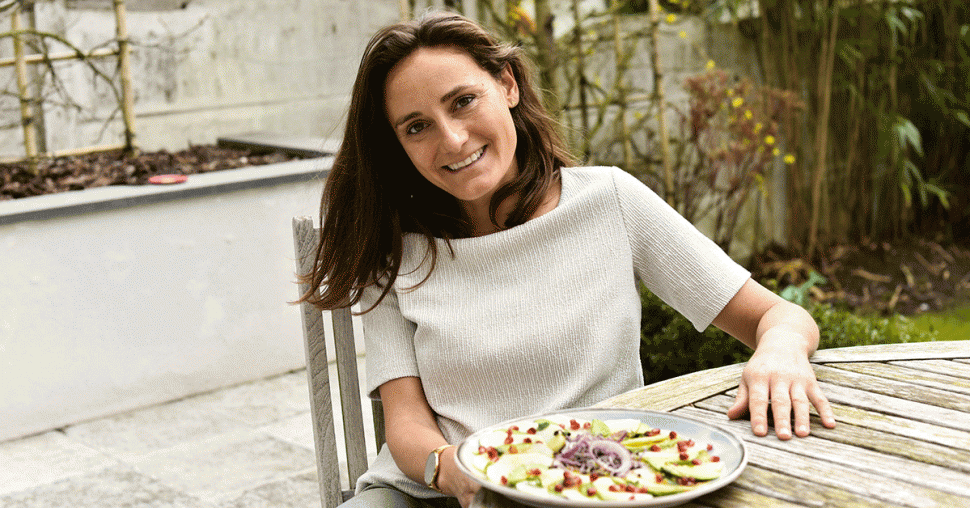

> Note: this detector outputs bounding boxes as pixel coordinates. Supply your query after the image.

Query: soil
[0,145,303,201]
[3,145,968,316]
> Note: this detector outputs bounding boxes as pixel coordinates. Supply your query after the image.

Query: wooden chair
[292,216,386,508]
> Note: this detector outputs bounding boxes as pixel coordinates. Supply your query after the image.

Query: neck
[462,179,561,237]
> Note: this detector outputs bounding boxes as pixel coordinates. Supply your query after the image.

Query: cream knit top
[355,166,750,496]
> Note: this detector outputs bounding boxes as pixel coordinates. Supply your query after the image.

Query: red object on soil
[148,174,188,185]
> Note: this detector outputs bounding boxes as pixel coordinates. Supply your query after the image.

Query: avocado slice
[661,462,724,481]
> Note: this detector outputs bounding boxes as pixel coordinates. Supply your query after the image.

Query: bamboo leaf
[894,116,924,158]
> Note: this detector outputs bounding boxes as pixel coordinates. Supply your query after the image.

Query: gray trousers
[339,485,462,508]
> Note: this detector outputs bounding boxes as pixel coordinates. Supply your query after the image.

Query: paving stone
[0,465,210,508]
[216,470,320,508]
[192,370,311,427]
[129,430,315,504]
[62,392,249,460]
[0,430,119,497]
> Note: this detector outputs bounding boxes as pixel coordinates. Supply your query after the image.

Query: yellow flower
[666,14,677,24]
[754,122,763,132]
[744,110,753,120]
[706,60,716,70]
[732,97,744,108]
[772,147,780,156]
[679,30,688,39]
[784,153,796,164]
[765,135,776,145]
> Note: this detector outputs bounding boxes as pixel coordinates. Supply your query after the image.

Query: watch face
[424,450,438,485]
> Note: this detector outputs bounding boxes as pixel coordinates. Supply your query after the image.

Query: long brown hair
[299,11,574,312]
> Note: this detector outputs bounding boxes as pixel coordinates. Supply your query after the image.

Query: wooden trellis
[1,0,137,162]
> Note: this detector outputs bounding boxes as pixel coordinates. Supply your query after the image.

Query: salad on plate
[465,414,725,502]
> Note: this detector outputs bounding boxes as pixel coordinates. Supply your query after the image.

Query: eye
[455,94,475,109]
[405,121,427,135]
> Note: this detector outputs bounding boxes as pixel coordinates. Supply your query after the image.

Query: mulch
[3,145,967,316]
[0,145,302,201]
[752,239,970,316]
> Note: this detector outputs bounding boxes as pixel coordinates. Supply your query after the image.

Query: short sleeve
[359,284,420,400]
[611,168,750,331]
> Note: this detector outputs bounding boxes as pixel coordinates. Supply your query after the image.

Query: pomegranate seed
[584,422,592,429]
[679,452,689,460]
[655,473,664,483]
[650,444,661,452]
[706,444,714,451]
[669,431,678,439]
[527,428,537,434]
[625,485,636,492]
[501,476,508,485]
[555,484,564,492]
[570,419,581,430]
[524,438,532,444]
[609,485,620,492]
[587,487,597,496]
[692,459,701,465]
[590,473,599,481]
[712,456,721,462]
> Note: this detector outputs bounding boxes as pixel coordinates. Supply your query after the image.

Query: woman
[300,11,836,508]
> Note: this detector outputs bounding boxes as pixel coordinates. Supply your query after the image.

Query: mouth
[445,146,486,172]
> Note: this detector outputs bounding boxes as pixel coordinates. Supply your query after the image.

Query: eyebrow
[392,84,474,129]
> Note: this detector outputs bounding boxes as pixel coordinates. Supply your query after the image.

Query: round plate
[455,408,748,508]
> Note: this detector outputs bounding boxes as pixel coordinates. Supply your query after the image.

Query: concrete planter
[0,157,331,442]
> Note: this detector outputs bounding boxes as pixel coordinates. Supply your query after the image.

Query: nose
[439,117,468,153]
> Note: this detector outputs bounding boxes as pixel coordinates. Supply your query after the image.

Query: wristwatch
[424,444,454,493]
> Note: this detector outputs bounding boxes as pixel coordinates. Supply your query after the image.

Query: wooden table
[474,340,970,508]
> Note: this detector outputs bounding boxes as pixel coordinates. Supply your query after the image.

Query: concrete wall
[0,159,338,441]
[1,0,401,156]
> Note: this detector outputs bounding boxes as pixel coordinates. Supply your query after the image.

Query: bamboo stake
[807,3,840,257]
[611,0,632,172]
[12,2,38,164]
[113,0,137,155]
[0,47,118,68]
[572,0,590,160]
[647,0,674,206]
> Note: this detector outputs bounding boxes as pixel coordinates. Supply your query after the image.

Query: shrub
[639,286,937,385]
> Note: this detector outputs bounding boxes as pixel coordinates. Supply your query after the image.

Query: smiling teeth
[447,147,485,171]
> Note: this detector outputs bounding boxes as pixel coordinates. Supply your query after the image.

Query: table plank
[695,484,814,508]
[731,464,910,508]
[718,386,970,452]
[675,407,967,508]
[676,406,970,498]
[694,394,970,474]
[810,341,969,363]
[593,363,742,411]
[825,361,970,395]
[813,364,970,413]
[816,380,970,432]
[890,359,970,380]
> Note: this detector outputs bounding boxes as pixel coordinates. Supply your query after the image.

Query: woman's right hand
[437,446,480,507]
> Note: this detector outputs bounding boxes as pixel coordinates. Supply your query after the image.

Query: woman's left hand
[727,327,837,439]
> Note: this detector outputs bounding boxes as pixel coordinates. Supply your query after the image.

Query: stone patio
[0,361,375,508]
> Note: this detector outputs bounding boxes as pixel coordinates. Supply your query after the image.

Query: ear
[499,64,520,108]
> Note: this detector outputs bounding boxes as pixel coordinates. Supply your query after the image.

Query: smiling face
[384,45,520,216]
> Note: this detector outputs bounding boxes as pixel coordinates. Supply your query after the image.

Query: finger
[790,384,812,437]
[770,381,793,440]
[747,384,770,437]
[727,382,749,420]
[808,382,837,428]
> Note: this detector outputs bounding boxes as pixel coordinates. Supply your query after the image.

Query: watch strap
[427,444,455,493]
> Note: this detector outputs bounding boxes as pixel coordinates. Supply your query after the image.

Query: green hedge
[639,286,937,385]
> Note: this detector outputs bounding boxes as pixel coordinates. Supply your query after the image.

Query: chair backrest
[292,216,386,508]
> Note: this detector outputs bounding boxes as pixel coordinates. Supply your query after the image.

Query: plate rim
[455,407,749,508]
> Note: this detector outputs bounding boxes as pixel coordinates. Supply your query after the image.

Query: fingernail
[797,425,808,434]
[755,425,766,435]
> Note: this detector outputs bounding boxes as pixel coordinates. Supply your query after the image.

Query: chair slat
[292,216,342,508]
[332,306,369,485]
